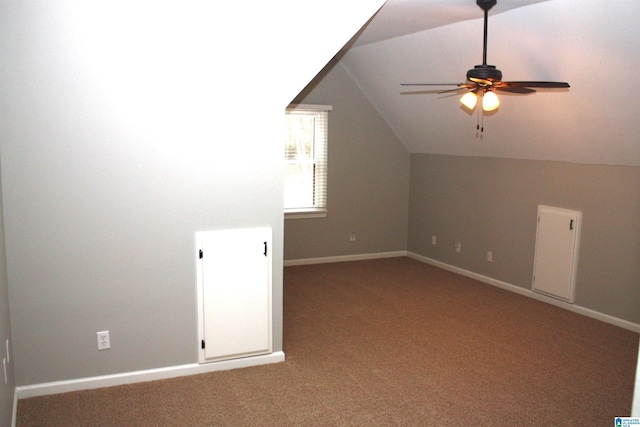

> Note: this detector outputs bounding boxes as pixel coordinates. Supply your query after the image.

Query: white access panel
[196,228,272,363]
[532,205,581,303]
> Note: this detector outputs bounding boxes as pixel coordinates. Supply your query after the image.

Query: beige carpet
[17,257,639,426]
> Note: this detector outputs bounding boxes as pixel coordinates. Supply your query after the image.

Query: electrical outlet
[350,231,356,242]
[455,241,461,253]
[487,251,493,262]
[431,236,436,245]
[97,331,111,350]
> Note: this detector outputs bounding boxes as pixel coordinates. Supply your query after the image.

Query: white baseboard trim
[15,351,285,400]
[407,252,640,333]
[12,388,18,427]
[284,250,408,267]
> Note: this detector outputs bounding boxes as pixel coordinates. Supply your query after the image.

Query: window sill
[285,209,327,220]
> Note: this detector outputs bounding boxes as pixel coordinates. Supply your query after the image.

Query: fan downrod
[468,0,501,84]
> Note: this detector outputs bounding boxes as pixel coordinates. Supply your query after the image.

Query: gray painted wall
[0,162,15,427]
[0,1,384,386]
[409,154,640,324]
[1,5,282,386]
[284,63,410,260]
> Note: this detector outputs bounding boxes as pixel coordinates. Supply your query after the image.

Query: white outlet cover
[97,331,111,350]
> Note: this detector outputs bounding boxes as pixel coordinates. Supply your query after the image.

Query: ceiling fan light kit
[460,92,478,110]
[481,91,500,111]
[460,90,500,112]
[402,0,569,128]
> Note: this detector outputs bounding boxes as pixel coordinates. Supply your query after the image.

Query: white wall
[0,1,385,386]
[634,341,640,416]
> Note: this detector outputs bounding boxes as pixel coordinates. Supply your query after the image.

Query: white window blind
[284,104,331,218]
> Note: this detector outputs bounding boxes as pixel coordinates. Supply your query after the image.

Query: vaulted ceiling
[333,0,640,166]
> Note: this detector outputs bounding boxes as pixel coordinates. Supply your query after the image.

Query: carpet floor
[17,257,639,426]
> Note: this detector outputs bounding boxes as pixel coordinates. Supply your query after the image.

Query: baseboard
[407,252,640,333]
[284,250,407,267]
[15,351,285,400]
[12,388,18,427]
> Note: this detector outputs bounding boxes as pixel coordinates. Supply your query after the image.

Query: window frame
[284,104,332,220]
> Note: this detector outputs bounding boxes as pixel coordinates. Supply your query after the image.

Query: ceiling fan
[402,0,570,116]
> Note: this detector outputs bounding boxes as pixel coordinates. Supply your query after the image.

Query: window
[284,104,331,219]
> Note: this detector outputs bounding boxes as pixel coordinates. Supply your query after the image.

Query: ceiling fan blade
[437,86,473,94]
[401,83,468,87]
[497,81,570,89]
[495,86,536,94]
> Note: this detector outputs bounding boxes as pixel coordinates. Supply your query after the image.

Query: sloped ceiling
[338,0,640,166]
[351,0,549,47]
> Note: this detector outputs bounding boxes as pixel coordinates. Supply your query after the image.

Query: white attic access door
[532,205,582,303]
[196,228,272,363]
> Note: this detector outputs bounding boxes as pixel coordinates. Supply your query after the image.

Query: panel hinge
[263,241,267,257]
[201,339,205,349]
[199,249,203,259]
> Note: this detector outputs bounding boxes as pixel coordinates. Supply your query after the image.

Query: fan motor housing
[467,65,502,82]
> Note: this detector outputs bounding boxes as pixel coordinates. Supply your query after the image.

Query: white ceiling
[351,0,549,47]
[335,0,640,166]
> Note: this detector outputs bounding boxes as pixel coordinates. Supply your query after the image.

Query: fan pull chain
[475,106,484,138]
